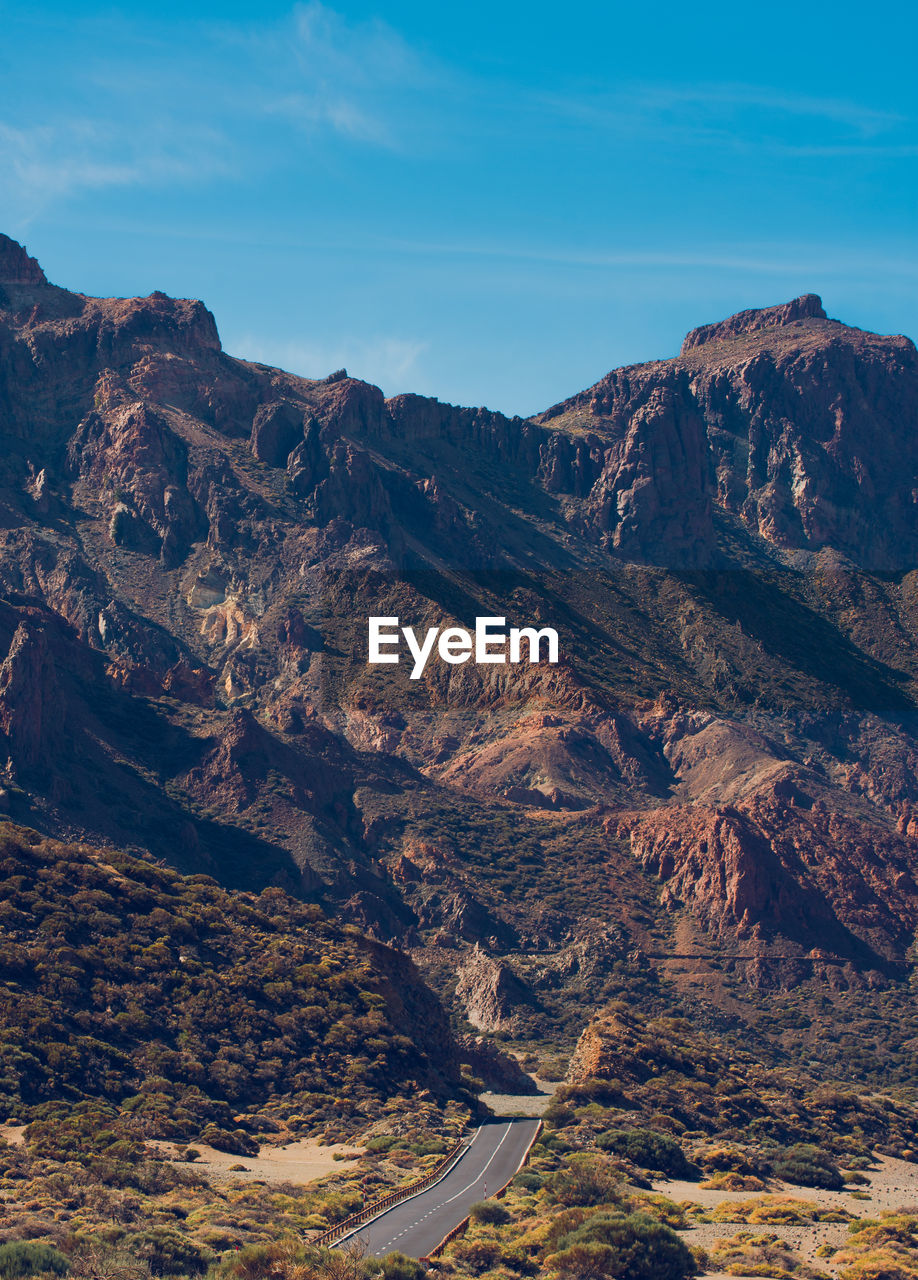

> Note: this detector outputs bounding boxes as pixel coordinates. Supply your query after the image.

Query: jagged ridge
[3,236,918,1079]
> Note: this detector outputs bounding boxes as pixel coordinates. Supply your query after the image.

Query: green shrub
[597,1129,696,1179]
[365,1135,403,1153]
[544,1102,576,1128]
[550,1212,697,1280]
[450,1240,502,1274]
[773,1143,844,1190]
[0,1242,69,1279]
[368,1254,426,1280]
[409,1139,448,1156]
[205,1243,299,1279]
[548,1154,625,1208]
[199,1126,258,1157]
[123,1229,210,1276]
[513,1170,544,1191]
[469,1199,510,1224]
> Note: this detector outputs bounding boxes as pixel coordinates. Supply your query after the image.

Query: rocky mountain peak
[0,234,47,285]
[680,293,827,353]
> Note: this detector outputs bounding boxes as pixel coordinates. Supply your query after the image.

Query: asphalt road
[345,1118,541,1260]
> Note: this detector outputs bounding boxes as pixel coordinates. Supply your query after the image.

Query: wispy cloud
[0,1,440,221]
[0,3,912,232]
[289,1,430,93]
[344,234,918,282]
[232,332,429,394]
[541,80,914,157]
[633,84,904,137]
[0,118,233,223]
[263,91,394,145]
[219,0,440,149]
[775,144,918,158]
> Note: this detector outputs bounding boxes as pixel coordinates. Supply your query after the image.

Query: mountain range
[3,231,918,1080]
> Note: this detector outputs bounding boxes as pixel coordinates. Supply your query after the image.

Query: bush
[697,1146,760,1176]
[450,1240,502,1275]
[708,1230,807,1278]
[410,1139,447,1156]
[205,1243,301,1279]
[699,1172,766,1192]
[773,1143,844,1190]
[369,1254,426,1280]
[544,1102,576,1128]
[123,1229,211,1276]
[0,1242,69,1279]
[469,1199,510,1225]
[199,1126,258,1157]
[549,1212,697,1280]
[514,1170,544,1191]
[68,1244,150,1280]
[597,1129,696,1178]
[548,1154,625,1208]
[365,1136,403,1153]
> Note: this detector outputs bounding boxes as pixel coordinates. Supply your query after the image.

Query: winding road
[343,1118,541,1260]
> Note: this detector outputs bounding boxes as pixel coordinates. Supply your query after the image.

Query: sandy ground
[654,1154,918,1276]
[481,1091,554,1117]
[5,1121,360,1185]
[481,1077,560,1117]
[147,1137,363,1185]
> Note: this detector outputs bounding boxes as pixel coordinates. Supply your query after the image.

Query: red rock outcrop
[454,946,531,1031]
[539,294,918,568]
[680,293,827,352]
[0,234,46,285]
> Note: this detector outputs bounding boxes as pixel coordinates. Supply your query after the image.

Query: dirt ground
[147,1136,363,1185]
[3,1122,361,1186]
[480,1091,554,1117]
[654,1153,918,1276]
[481,1077,560,1117]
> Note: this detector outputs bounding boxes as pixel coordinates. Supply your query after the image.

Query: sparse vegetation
[707,1230,827,1278]
[0,824,457,1138]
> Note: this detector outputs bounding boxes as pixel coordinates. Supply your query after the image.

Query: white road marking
[437,1123,514,1210]
[370,1123,520,1253]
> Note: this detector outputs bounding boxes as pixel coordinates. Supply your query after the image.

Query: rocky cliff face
[539,294,918,569]
[4,236,918,1074]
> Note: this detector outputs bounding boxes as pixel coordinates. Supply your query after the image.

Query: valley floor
[655,1154,918,1276]
[146,1137,363,1185]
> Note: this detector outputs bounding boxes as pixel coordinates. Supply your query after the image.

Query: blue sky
[1,0,916,414]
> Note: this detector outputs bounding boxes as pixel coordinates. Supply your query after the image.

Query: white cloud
[632,84,904,137]
[219,0,440,149]
[290,1,426,89]
[263,91,393,146]
[540,80,913,155]
[0,113,234,224]
[0,2,439,221]
[0,3,910,233]
[231,332,429,395]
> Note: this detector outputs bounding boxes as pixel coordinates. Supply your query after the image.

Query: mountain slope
[0,820,460,1133]
[3,233,918,1077]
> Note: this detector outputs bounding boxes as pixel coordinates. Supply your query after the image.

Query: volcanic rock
[4,236,918,1062]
